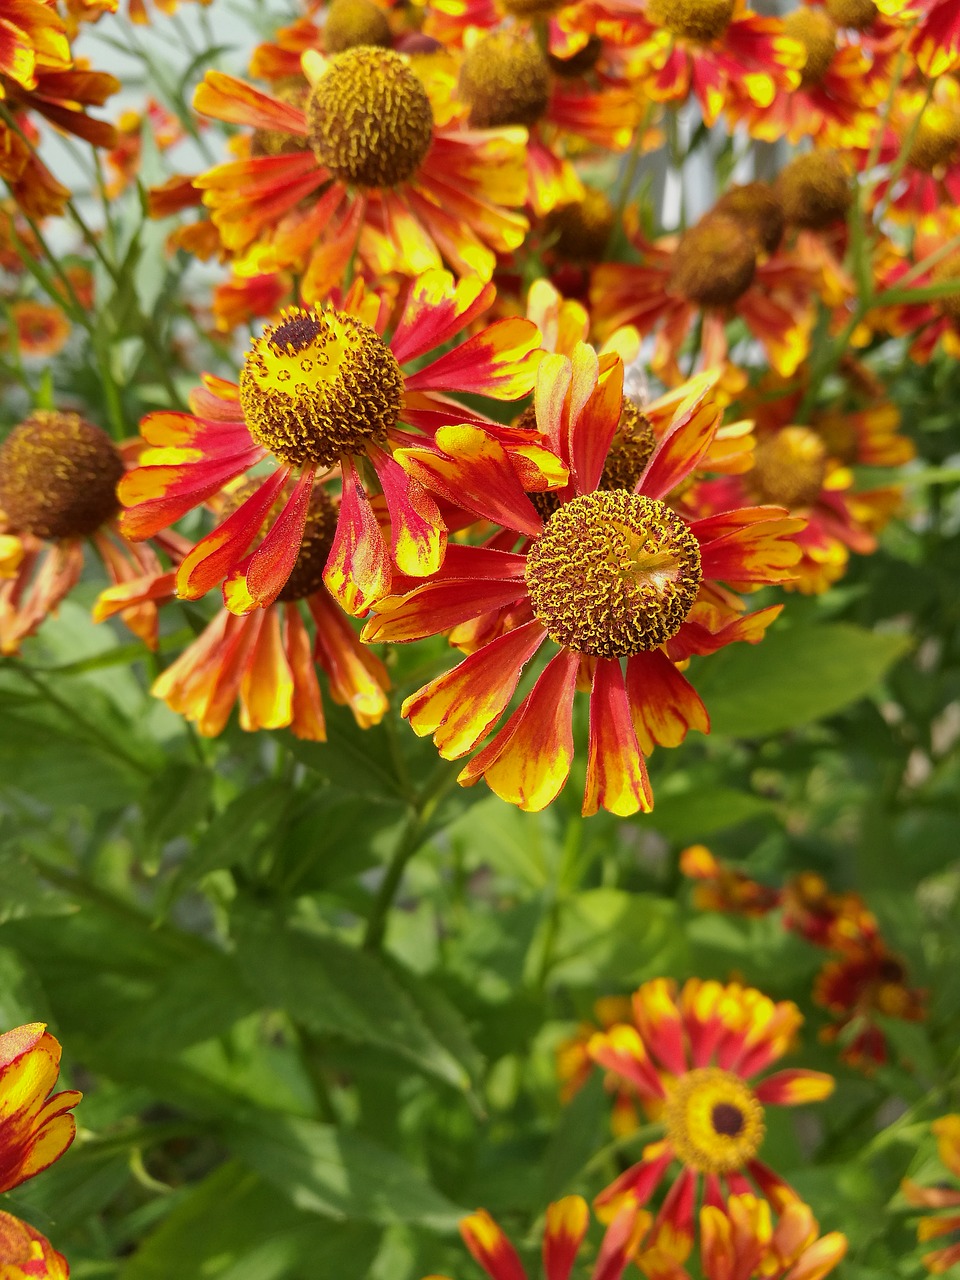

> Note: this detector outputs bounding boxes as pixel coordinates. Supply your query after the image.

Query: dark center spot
[271,314,325,353]
[712,1103,744,1136]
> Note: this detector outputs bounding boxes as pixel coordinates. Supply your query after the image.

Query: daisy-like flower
[0,1022,81,1194]
[875,0,960,78]
[118,271,545,617]
[190,45,529,297]
[0,410,172,654]
[4,298,70,357]
[0,1212,69,1279]
[586,978,834,1264]
[429,1194,649,1280]
[903,1116,960,1275]
[362,352,800,815]
[694,1192,847,1280]
[96,485,391,740]
[679,845,783,917]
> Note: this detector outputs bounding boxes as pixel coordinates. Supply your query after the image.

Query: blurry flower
[863,77,960,232]
[679,845,782,917]
[0,0,70,97]
[780,871,879,951]
[557,996,641,1136]
[587,978,834,1264]
[4,298,70,357]
[119,271,543,618]
[104,98,183,197]
[211,270,291,333]
[903,1115,960,1274]
[815,943,926,1069]
[0,1212,69,1279]
[875,0,960,78]
[692,1192,846,1280]
[364,358,801,815]
[0,1023,80,1193]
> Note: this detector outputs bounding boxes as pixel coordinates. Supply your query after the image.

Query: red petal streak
[362,576,528,644]
[583,658,653,817]
[308,589,390,728]
[587,1025,665,1098]
[698,518,803,585]
[389,271,494,365]
[543,1197,590,1280]
[625,650,709,753]
[593,1143,674,1214]
[402,621,547,758]
[667,604,783,660]
[460,1210,527,1280]
[193,70,309,134]
[404,318,542,399]
[457,648,579,811]
[754,1069,834,1105]
[369,446,446,577]
[534,352,573,456]
[593,1200,645,1280]
[239,606,295,730]
[118,446,265,540]
[323,456,391,616]
[637,394,721,500]
[175,467,290,601]
[284,603,326,741]
[224,466,317,613]
[569,351,623,497]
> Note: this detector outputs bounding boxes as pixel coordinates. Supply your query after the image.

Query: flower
[875,0,960,78]
[118,271,544,617]
[189,46,529,296]
[3,299,70,357]
[0,410,173,653]
[0,1212,69,1279]
[679,845,783,917]
[0,0,70,98]
[430,1195,650,1280]
[0,1022,81,1194]
[586,978,834,1264]
[815,943,926,1070]
[903,1115,960,1274]
[693,1192,847,1280]
[557,996,642,1137]
[363,353,801,815]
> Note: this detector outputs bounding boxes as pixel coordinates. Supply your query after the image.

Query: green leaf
[693,621,911,737]
[284,709,407,802]
[650,785,773,842]
[539,1071,608,1201]
[546,890,683,988]
[226,1114,464,1230]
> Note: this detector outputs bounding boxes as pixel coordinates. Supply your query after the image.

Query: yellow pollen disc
[307,46,434,188]
[751,426,827,508]
[543,186,615,262]
[524,490,702,658]
[459,31,551,130]
[906,102,960,173]
[783,8,838,87]
[646,0,735,42]
[824,0,877,29]
[775,150,851,230]
[713,181,785,256]
[931,254,960,322]
[0,410,123,540]
[664,1068,765,1175]
[239,306,404,469]
[669,215,757,307]
[221,480,337,601]
[324,0,392,53]
[251,80,309,157]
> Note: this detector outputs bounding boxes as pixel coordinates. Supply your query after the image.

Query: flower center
[324,0,392,53]
[906,102,960,173]
[221,479,337,601]
[931,254,960,322]
[458,31,551,130]
[824,0,877,29]
[664,1068,765,1174]
[784,8,837,87]
[751,426,827,508]
[775,150,851,230]
[543,186,614,262]
[547,35,603,78]
[646,0,735,42]
[239,306,404,469]
[669,215,757,307]
[0,410,123,540]
[525,491,702,658]
[813,414,858,464]
[306,47,434,188]
[501,0,563,19]
[713,181,785,256]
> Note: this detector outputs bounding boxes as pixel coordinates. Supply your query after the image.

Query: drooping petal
[118,442,266,540]
[405,318,543,399]
[283,602,326,741]
[593,1140,674,1217]
[369,446,446,577]
[625,649,710,754]
[543,1197,589,1280]
[308,589,389,728]
[592,1199,650,1280]
[193,70,309,134]
[223,466,317,614]
[668,604,784,661]
[754,1070,834,1106]
[239,605,295,730]
[323,456,391,616]
[583,658,653,817]
[460,1209,528,1280]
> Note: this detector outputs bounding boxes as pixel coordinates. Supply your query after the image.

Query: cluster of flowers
[4,0,958,816]
[680,845,927,1069]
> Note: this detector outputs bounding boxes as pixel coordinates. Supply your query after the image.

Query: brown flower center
[458,31,551,130]
[669,214,757,307]
[906,102,960,173]
[542,186,614,262]
[751,426,828,508]
[776,150,851,229]
[547,35,603,78]
[713,181,785,256]
[324,0,392,53]
[824,0,877,29]
[784,8,838,87]
[647,0,735,42]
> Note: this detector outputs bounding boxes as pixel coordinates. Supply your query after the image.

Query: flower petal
[543,1197,590,1280]
[369,446,446,577]
[583,658,653,817]
[460,1209,527,1280]
[323,456,391,616]
[405,318,543,399]
[625,649,709,753]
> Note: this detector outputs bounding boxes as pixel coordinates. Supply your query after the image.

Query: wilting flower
[432,1195,650,1280]
[190,46,529,295]
[0,1022,81,1193]
[0,1212,69,1279]
[903,1115,960,1274]
[692,1192,847,1280]
[586,978,834,1264]
[0,410,172,653]
[118,271,544,617]
[364,353,800,815]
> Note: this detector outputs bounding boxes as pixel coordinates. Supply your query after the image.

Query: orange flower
[119,271,544,618]
[363,357,801,815]
[875,0,960,78]
[0,1023,80,1194]
[587,979,834,1265]
[903,1116,960,1274]
[0,1212,69,1279]
[679,845,782,917]
[694,1193,846,1280]
[815,943,926,1070]
[5,298,70,357]
[190,46,529,296]
[0,0,70,97]
[104,98,183,197]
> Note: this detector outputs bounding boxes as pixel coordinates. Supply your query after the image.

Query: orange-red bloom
[680,845,782,917]
[0,1023,80,1194]
[0,1212,69,1279]
[692,1192,847,1280]
[903,1116,960,1274]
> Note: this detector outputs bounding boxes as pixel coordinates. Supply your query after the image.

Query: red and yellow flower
[0,1212,69,1280]
[693,1192,847,1280]
[557,996,643,1137]
[363,354,800,815]
[0,0,70,98]
[0,1022,80,1194]
[875,0,960,78]
[679,845,782,917]
[118,271,544,617]
[586,978,834,1263]
[3,298,70,357]
[903,1115,960,1274]
[815,942,926,1070]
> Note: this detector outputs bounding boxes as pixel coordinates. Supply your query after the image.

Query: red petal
[625,650,709,753]
[323,456,391,616]
[404,317,542,399]
[543,1197,590,1280]
[193,70,308,134]
[369,446,446,577]
[583,658,653,817]
[223,466,317,614]
[389,271,494,365]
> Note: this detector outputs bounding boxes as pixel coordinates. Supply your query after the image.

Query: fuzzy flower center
[306,47,434,188]
[784,8,838,87]
[751,426,828,508]
[776,150,851,230]
[525,491,702,658]
[713,181,785,256]
[669,215,757,307]
[459,31,551,129]
[239,306,404,469]
[0,410,123,541]
[664,1068,765,1174]
[543,186,615,262]
[324,0,391,53]
[824,0,877,29]
[221,479,337,601]
[647,0,735,42]
[906,102,960,173]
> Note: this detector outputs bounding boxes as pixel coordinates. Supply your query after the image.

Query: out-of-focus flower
[815,943,926,1069]
[0,1211,69,1279]
[0,0,70,97]
[0,1022,80,1194]
[3,298,70,357]
[875,0,960,78]
[557,996,642,1136]
[0,411,173,652]
[586,978,833,1264]
[903,1115,960,1274]
[210,271,291,333]
[189,46,529,296]
[364,358,801,815]
[680,845,783,917]
[119,271,544,618]
[104,98,183,197]
[691,1192,847,1280]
